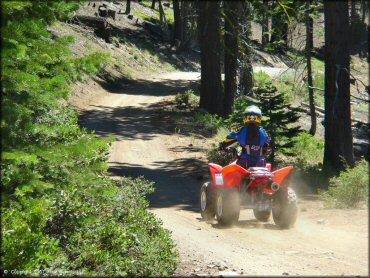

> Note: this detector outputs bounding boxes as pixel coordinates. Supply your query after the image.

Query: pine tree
[197,1,223,115]
[254,82,301,163]
[324,0,354,170]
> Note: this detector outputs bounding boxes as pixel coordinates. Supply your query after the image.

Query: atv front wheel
[272,187,298,229]
[253,209,271,222]
[216,187,240,226]
[200,182,216,220]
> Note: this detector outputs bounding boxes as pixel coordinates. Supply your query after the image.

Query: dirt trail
[76,72,368,276]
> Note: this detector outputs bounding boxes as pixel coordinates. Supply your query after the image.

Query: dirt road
[75,72,368,276]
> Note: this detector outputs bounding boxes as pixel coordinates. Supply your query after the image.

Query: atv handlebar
[225,146,238,156]
[224,147,239,162]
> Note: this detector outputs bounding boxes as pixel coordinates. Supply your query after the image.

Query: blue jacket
[224,126,270,158]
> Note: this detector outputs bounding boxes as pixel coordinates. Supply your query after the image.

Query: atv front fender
[208,163,248,187]
[272,166,293,185]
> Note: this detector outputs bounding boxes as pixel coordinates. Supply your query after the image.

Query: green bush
[206,144,234,166]
[174,89,199,108]
[1,1,178,275]
[254,70,272,87]
[175,92,190,106]
[319,160,369,208]
[289,132,324,168]
[2,176,178,276]
[194,111,223,135]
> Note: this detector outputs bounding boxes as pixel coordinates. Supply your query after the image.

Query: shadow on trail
[79,104,172,140]
[109,160,203,212]
[78,73,207,212]
[79,101,212,141]
[95,75,200,97]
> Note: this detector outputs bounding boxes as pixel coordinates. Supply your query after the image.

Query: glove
[225,146,233,153]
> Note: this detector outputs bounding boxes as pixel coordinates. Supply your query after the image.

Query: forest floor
[62,2,368,276]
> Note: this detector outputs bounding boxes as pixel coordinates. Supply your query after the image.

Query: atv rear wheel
[272,187,298,229]
[216,187,240,226]
[200,182,216,220]
[253,209,271,222]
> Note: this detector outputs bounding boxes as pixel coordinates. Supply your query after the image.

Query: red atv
[200,148,298,228]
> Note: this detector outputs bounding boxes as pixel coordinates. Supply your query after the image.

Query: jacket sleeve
[262,129,270,147]
[219,130,239,149]
[262,129,270,155]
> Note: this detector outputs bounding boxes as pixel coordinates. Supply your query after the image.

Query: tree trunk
[179,0,190,50]
[261,0,269,47]
[360,0,366,22]
[223,1,241,116]
[173,0,183,48]
[270,14,278,43]
[125,0,131,14]
[158,0,170,42]
[158,0,164,23]
[270,2,288,53]
[350,0,356,26]
[306,0,316,135]
[324,0,354,170]
[198,1,223,115]
[281,21,288,50]
[239,1,253,97]
[151,0,156,9]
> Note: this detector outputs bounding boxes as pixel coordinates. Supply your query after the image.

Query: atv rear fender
[272,166,293,186]
[208,163,248,187]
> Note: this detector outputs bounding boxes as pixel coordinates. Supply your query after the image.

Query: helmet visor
[244,115,261,124]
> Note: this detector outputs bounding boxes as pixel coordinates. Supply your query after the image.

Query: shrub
[206,144,233,166]
[47,177,178,276]
[1,1,178,275]
[289,132,324,168]
[174,89,199,108]
[319,159,369,208]
[194,111,223,135]
[253,79,301,163]
[175,92,190,106]
[2,176,178,276]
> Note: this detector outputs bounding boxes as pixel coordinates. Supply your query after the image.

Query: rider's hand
[225,146,233,153]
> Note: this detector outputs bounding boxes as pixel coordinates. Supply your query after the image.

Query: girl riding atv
[219,105,270,169]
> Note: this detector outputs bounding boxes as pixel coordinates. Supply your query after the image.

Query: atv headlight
[215,173,224,185]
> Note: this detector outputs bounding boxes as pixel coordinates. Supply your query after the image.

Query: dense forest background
[1,0,368,276]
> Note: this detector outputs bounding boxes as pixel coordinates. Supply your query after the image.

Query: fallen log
[353,138,369,158]
[302,102,325,113]
[296,105,324,117]
[71,15,112,43]
[72,15,107,29]
[98,6,108,17]
[301,102,368,125]
[107,9,116,20]
[98,5,117,19]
